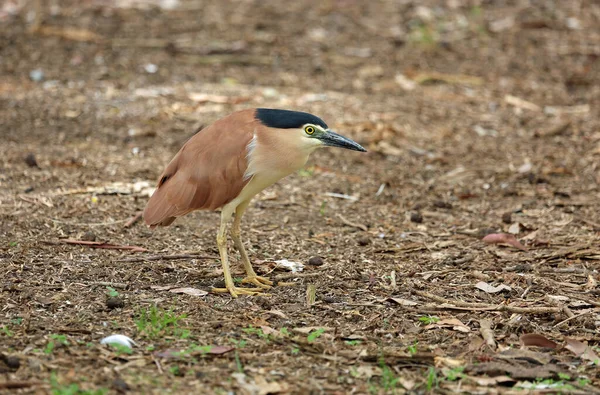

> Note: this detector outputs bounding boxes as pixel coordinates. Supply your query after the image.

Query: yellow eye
[305,126,315,135]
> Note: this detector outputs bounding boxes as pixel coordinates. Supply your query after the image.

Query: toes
[241,276,273,288]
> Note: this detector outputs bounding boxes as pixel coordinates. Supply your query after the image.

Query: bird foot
[241,275,273,289]
[212,286,269,298]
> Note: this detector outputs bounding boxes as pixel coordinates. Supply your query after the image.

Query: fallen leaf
[479,319,496,350]
[426,318,470,333]
[169,287,208,297]
[63,239,147,252]
[387,297,418,306]
[520,334,558,349]
[482,233,528,251]
[475,281,512,294]
[150,285,176,291]
[565,338,600,363]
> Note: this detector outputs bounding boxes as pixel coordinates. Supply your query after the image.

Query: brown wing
[143,109,256,227]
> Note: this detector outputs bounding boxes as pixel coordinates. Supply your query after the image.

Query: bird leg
[231,201,273,289]
[211,206,266,298]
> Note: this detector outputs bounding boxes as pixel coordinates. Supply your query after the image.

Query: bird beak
[320,131,367,152]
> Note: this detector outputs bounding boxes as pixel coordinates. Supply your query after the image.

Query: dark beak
[320,131,367,152]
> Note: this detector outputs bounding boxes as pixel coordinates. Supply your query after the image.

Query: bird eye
[305,126,315,135]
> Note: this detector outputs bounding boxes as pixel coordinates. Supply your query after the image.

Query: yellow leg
[211,204,267,298]
[231,200,273,289]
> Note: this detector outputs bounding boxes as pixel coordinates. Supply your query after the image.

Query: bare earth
[1,0,600,393]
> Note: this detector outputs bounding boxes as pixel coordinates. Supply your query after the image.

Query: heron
[143,108,366,297]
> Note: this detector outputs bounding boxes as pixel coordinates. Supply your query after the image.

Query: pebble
[307,256,324,266]
[357,236,371,246]
[410,211,423,223]
[106,297,124,309]
[24,153,39,168]
[81,231,97,242]
[29,69,44,82]
[501,211,512,224]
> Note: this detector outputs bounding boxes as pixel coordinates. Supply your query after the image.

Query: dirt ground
[1,0,600,393]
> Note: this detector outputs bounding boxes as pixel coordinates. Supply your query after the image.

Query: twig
[479,319,496,350]
[0,382,41,390]
[116,254,218,263]
[554,308,599,328]
[123,211,143,228]
[413,290,561,314]
[88,281,128,289]
[336,214,368,231]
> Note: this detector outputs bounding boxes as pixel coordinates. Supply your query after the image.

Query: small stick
[479,319,496,350]
[116,254,218,263]
[306,284,317,307]
[414,290,562,314]
[336,214,368,231]
[123,211,143,228]
[88,281,128,289]
[553,308,599,328]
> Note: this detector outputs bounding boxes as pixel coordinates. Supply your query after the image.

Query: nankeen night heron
[143,108,366,297]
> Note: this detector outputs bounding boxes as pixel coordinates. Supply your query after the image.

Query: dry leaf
[482,233,528,251]
[475,281,512,293]
[479,319,496,350]
[387,297,418,306]
[426,318,470,333]
[169,287,208,297]
[565,338,600,362]
[520,334,558,349]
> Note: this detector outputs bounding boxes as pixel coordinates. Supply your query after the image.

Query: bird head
[299,123,367,152]
[255,108,367,153]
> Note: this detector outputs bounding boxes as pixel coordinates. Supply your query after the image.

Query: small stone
[6,356,20,370]
[106,297,124,310]
[81,231,96,241]
[29,69,44,82]
[433,200,452,209]
[112,377,130,393]
[357,236,371,246]
[307,256,324,266]
[501,211,512,224]
[0,354,20,371]
[24,153,39,168]
[410,211,423,223]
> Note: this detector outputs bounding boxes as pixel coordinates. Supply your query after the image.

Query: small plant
[407,341,418,355]
[110,344,133,356]
[229,338,247,348]
[380,358,399,391]
[45,334,69,355]
[50,372,107,395]
[426,367,438,391]
[444,366,465,381]
[8,241,18,247]
[280,327,290,336]
[344,340,361,346]
[234,350,244,373]
[418,315,440,325]
[105,287,119,298]
[11,317,23,325]
[1,326,13,337]
[307,328,325,343]
[135,305,188,339]
[291,347,299,355]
